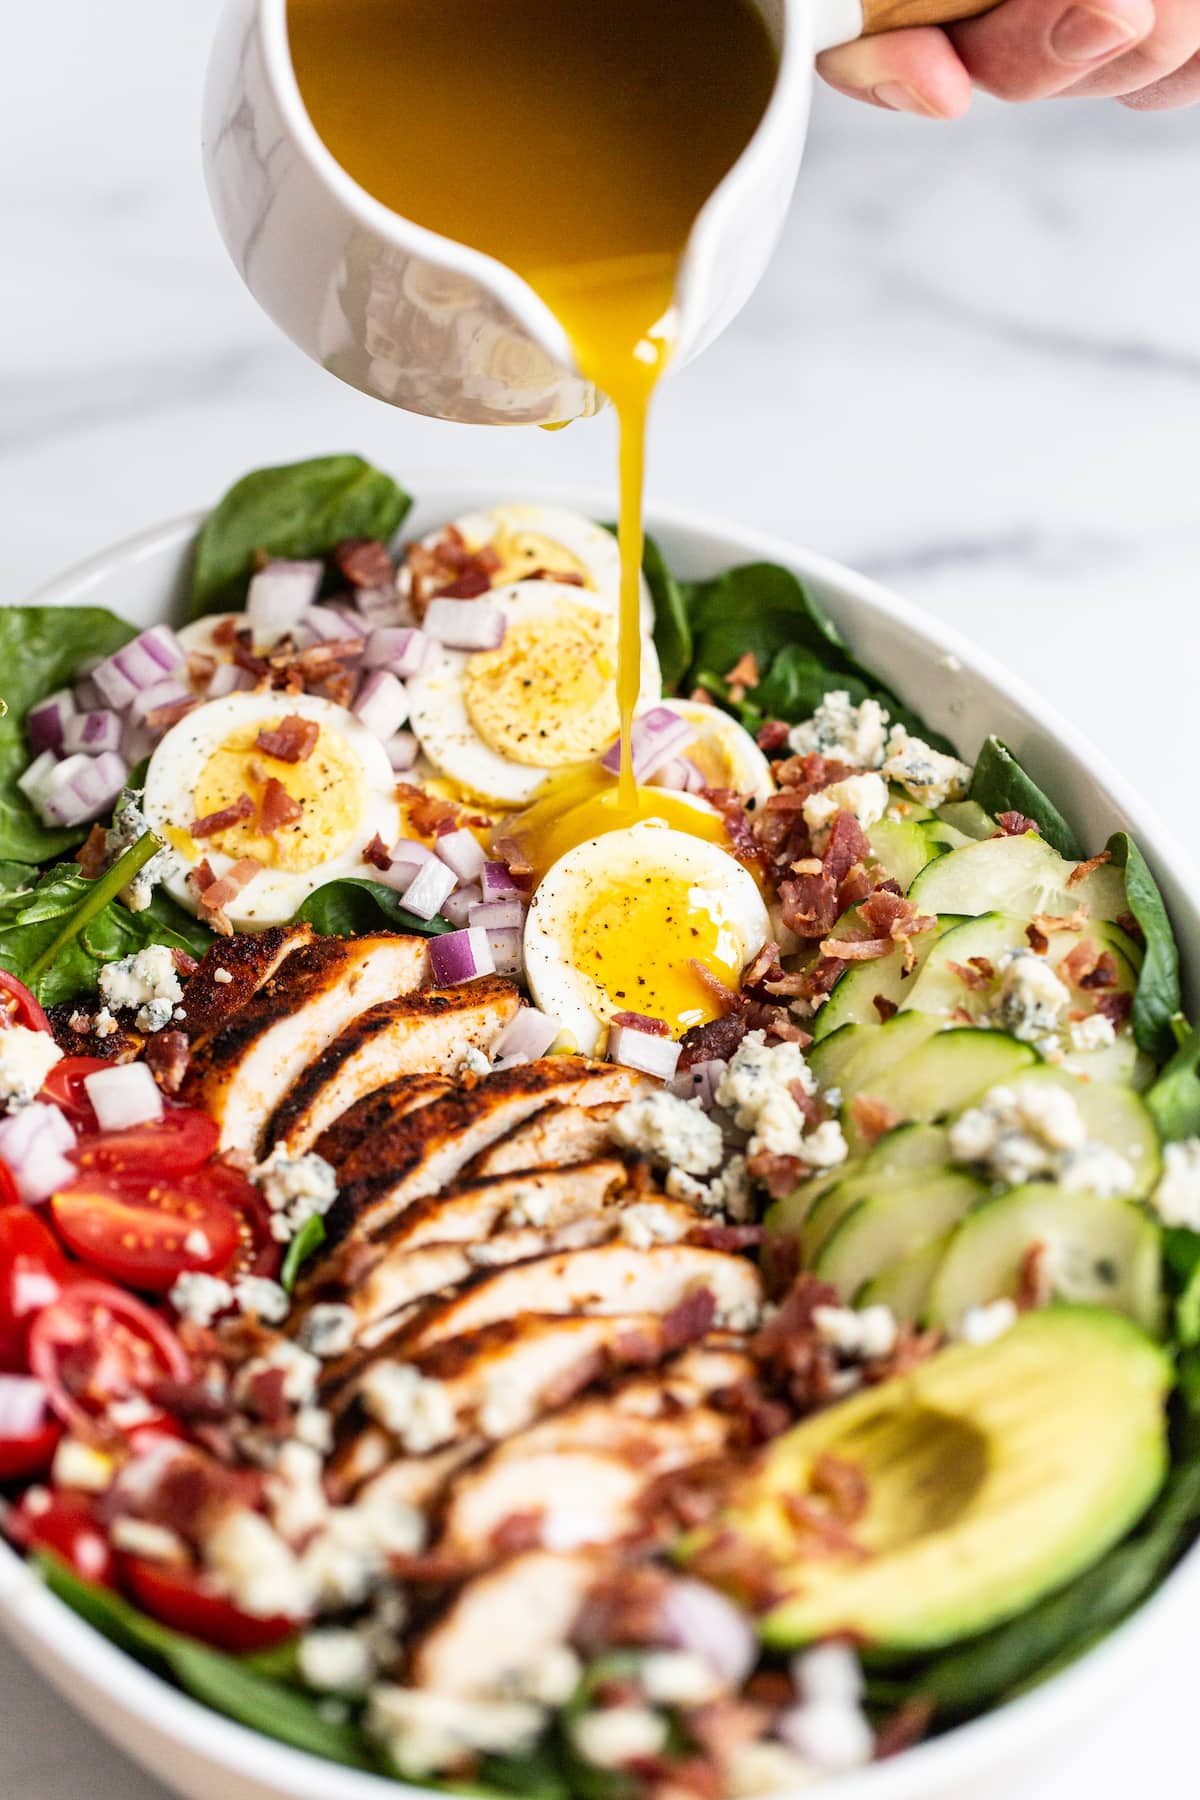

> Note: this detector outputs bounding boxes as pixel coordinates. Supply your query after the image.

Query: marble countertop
[1,1,1198,1795]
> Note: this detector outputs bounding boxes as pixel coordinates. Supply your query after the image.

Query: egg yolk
[463,605,619,768]
[482,525,590,588]
[567,873,745,1038]
[175,721,366,870]
[499,765,730,879]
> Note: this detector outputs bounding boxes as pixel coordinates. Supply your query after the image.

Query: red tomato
[0,1159,19,1208]
[40,1056,108,1129]
[9,1490,115,1586]
[73,1107,219,1178]
[122,1558,300,1652]
[202,1163,282,1282]
[0,1208,68,1371]
[0,1414,62,1481]
[0,972,52,1036]
[28,1280,190,1439]
[52,1170,242,1294]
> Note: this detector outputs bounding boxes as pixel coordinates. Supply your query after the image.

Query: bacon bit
[700,788,763,871]
[811,1451,869,1524]
[859,889,936,946]
[747,1149,807,1199]
[245,1366,290,1427]
[438,567,494,600]
[714,1377,792,1446]
[873,1697,935,1761]
[524,567,586,586]
[295,640,362,673]
[1025,922,1049,955]
[823,812,872,885]
[1079,951,1118,991]
[489,833,535,881]
[1095,990,1133,1026]
[212,617,239,647]
[678,1011,750,1071]
[187,859,216,897]
[995,811,1039,838]
[687,962,739,1014]
[849,1094,899,1147]
[1116,910,1144,944]
[255,714,321,764]
[171,948,200,978]
[756,719,790,754]
[196,857,262,936]
[576,1565,675,1653]
[968,955,995,982]
[949,1004,975,1025]
[1033,906,1089,935]
[686,1703,773,1767]
[363,833,393,872]
[258,777,303,834]
[873,994,899,1023]
[191,793,255,838]
[75,823,109,878]
[1066,849,1111,888]
[187,650,217,684]
[780,870,840,941]
[724,652,759,702]
[782,1493,871,1561]
[145,1029,190,1095]
[611,1010,670,1035]
[662,1286,718,1351]
[399,782,480,840]
[489,1510,546,1556]
[1017,1241,1053,1311]
[147,696,200,731]
[819,935,893,963]
[948,960,990,992]
[1061,937,1108,988]
[334,536,393,589]
[688,1223,766,1255]
[740,942,808,1002]
[689,688,714,706]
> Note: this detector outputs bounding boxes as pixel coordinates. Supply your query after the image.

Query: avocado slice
[679,1307,1169,1653]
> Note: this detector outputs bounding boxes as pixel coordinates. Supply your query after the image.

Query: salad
[1,452,1199,1798]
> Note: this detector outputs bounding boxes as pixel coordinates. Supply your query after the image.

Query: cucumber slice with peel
[899,912,1137,1030]
[927,1185,1163,1334]
[812,1012,942,1106]
[866,817,944,893]
[953,1065,1160,1199]
[839,1026,1040,1155]
[812,914,965,1043]
[814,1172,988,1300]
[857,1233,951,1319]
[774,1121,949,1249]
[908,835,1128,923]
[936,800,996,841]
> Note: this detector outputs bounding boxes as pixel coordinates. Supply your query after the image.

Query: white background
[1,2,1198,1794]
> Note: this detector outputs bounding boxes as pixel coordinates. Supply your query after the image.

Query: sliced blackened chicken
[409,1550,601,1695]
[369,1159,630,1256]
[181,933,430,1155]
[264,976,521,1154]
[180,923,315,1048]
[458,1101,624,1182]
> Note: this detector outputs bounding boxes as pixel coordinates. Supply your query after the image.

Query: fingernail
[1050,5,1139,62]
[871,81,944,115]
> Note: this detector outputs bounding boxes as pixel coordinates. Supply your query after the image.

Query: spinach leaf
[1107,832,1181,1061]
[642,535,692,694]
[36,1555,372,1768]
[967,737,1084,860]
[295,877,453,939]
[190,455,412,619]
[1147,1022,1200,1143]
[281,1215,326,1292]
[0,606,136,862]
[0,861,34,893]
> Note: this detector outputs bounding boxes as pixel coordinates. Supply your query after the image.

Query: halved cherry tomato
[40,1055,109,1129]
[52,1169,241,1294]
[202,1162,282,1282]
[122,1558,300,1652]
[0,1208,67,1371]
[73,1107,219,1178]
[0,1414,62,1482]
[0,1159,19,1208]
[8,1490,115,1586]
[28,1279,190,1439]
[0,971,52,1036]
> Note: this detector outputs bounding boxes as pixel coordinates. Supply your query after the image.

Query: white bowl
[5,485,1198,1800]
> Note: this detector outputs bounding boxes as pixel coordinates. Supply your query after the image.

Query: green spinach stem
[27,830,161,985]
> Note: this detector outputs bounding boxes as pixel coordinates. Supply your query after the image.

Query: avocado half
[681,1307,1171,1653]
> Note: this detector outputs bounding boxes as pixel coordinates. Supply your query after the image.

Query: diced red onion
[120,718,156,769]
[0,1103,77,1204]
[440,883,481,928]
[62,708,122,755]
[330,606,368,642]
[667,1057,728,1110]
[608,1022,681,1080]
[601,706,696,784]
[140,625,186,675]
[481,861,522,903]
[300,605,358,645]
[424,598,506,652]
[96,628,183,706]
[129,681,193,730]
[648,756,706,793]
[791,1645,864,1706]
[36,751,127,827]
[429,926,495,986]
[435,828,486,884]
[17,750,61,805]
[27,689,76,753]
[370,839,433,893]
[74,658,104,712]
[385,730,419,773]
[389,838,434,870]
[481,925,523,977]
[247,559,323,639]
[91,656,137,710]
[364,627,429,678]
[397,856,458,921]
[207,662,254,700]
[0,1373,48,1439]
[84,1063,163,1131]
[661,1578,758,1687]
[493,1008,560,1061]
[356,586,408,629]
[468,897,524,931]
[354,670,409,740]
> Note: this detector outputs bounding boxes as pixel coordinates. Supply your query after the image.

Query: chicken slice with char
[180,923,314,1048]
[264,977,521,1154]
[458,1101,624,1181]
[364,1159,630,1257]
[409,1551,602,1696]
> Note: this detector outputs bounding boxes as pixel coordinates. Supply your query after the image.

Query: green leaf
[1107,832,1181,1061]
[26,832,160,987]
[967,738,1084,860]
[36,1556,371,1768]
[1147,1021,1200,1143]
[0,860,34,893]
[295,877,453,939]
[281,1215,326,1292]
[0,606,136,862]
[643,535,692,694]
[190,455,412,619]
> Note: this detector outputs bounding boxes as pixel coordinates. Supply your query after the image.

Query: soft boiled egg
[523,823,770,1055]
[658,700,776,806]
[408,581,662,807]
[142,692,400,927]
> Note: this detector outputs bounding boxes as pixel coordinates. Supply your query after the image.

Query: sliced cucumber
[780,1122,949,1251]
[936,800,996,841]
[857,1232,951,1320]
[819,1013,943,1110]
[954,1065,1161,1199]
[866,817,944,893]
[812,915,965,1043]
[815,1172,988,1300]
[908,835,1128,924]
[927,1185,1163,1335]
[921,820,974,852]
[899,913,1137,1033]
[840,1027,1040,1154]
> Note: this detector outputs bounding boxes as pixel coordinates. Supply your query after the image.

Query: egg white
[142,691,401,928]
[408,581,662,808]
[658,700,776,806]
[523,823,770,1056]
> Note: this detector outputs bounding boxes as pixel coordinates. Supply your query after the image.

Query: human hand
[818,0,1200,115]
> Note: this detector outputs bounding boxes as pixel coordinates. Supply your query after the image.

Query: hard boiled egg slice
[142,692,400,927]
[658,700,776,807]
[408,581,662,807]
[524,823,770,1056]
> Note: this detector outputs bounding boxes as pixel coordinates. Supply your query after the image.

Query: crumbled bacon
[811,1451,869,1524]
[873,994,898,1023]
[859,889,936,946]
[713,1377,791,1446]
[255,715,320,764]
[257,777,303,834]
[948,960,991,992]
[1079,952,1118,990]
[187,859,216,897]
[76,823,109,879]
[1032,906,1088,935]
[700,788,763,870]
[334,536,393,589]
[400,782,487,839]
[689,688,713,706]
[819,935,893,963]
[576,1565,674,1652]
[1017,1241,1053,1310]
[145,1029,190,1095]
[995,811,1039,837]
[187,650,217,684]
[212,617,239,647]
[756,719,790,754]
[401,525,502,614]
[823,813,872,885]
[171,948,200,978]
[1025,922,1049,954]
[437,567,494,600]
[363,833,393,872]
[678,1011,750,1071]
[1061,938,1112,989]
[687,1702,773,1768]
[724,652,759,702]
[849,1093,898,1146]
[687,962,740,1014]
[191,793,255,838]
[524,567,585,586]
[687,1223,765,1255]
[746,1150,806,1199]
[489,1510,546,1556]
[195,858,262,935]
[662,1286,718,1351]
[147,696,200,731]
[1066,849,1111,888]
[750,1275,843,1409]
[1116,910,1144,944]
[611,1010,670,1035]
[1094,990,1132,1026]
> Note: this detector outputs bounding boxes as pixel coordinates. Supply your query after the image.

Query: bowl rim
[6,486,1199,1800]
